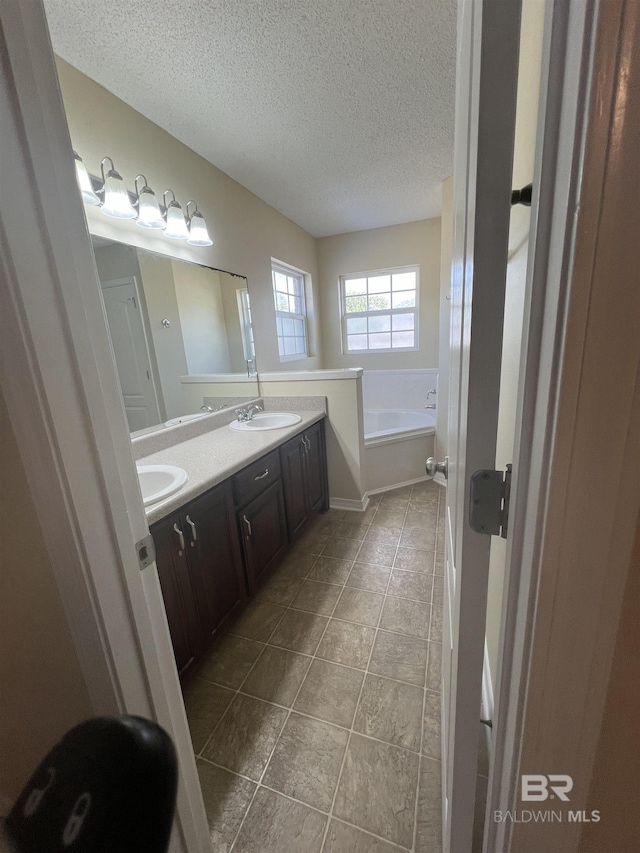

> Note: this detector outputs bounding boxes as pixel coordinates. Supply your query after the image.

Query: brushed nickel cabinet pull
[254,469,269,481]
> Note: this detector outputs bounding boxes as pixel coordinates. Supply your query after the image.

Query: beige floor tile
[294,658,364,728]
[387,570,434,603]
[322,537,363,560]
[333,587,385,627]
[183,679,234,753]
[263,713,348,811]
[242,646,311,707]
[380,597,431,640]
[229,600,287,642]
[394,547,435,573]
[269,609,329,655]
[416,758,443,852]
[434,552,444,575]
[354,674,423,752]
[277,551,319,578]
[234,786,327,853]
[291,579,343,615]
[404,509,438,532]
[197,634,264,689]
[370,510,407,529]
[308,555,353,584]
[356,541,398,567]
[323,820,399,853]
[422,711,441,759]
[203,693,287,781]
[426,642,442,692]
[316,619,376,670]
[255,573,304,606]
[333,519,371,540]
[365,525,402,546]
[369,630,428,687]
[432,576,444,605]
[196,760,255,853]
[297,535,332,556]
[400,528,437,551]
[430,605,443,642]
[334,734,419,848]
[346,562,392,594]
[424,689,440,719]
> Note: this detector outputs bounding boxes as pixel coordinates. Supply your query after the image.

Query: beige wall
[0,390,92,807]
[171,263,231,374]
[436,177,453,459]
[55,57,322,376]
[578,511,640,852]
[486,0,546,685]
[260,378,366,504]
[316,219,441,370]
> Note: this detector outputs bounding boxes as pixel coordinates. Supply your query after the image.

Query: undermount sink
[136,464,188,506]
[229,412,302,432]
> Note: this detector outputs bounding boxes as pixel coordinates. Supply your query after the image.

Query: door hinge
[136,533,156,570]
[469,464,512,538]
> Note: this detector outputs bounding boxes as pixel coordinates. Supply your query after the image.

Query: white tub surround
[364,409,436,443]
[365,429,434,494]
[139,410,326,524]
[259,369,366,508]
[362,368,438,411]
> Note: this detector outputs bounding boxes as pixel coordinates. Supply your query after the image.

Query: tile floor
[184,480,445,853]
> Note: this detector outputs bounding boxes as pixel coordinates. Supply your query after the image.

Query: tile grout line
[317,490,413,852]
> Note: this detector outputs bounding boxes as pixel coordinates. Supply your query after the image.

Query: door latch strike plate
[136,533,156,570]
[469,464,512,538]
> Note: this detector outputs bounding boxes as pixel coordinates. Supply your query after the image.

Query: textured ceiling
[44,0,456,237]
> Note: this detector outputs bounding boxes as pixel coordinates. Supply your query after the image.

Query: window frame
[339,265,420,355]
[272,260,310,361]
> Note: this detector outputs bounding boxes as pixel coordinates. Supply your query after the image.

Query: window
[340,266,419,353]
[272,261,308,360]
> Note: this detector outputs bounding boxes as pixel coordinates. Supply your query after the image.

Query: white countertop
[140,410,326,524]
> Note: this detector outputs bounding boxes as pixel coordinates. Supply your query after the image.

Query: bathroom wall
[316,219,441,370]
[0,390,92,808]
[485,0,546,688]
[436,177,453,460]
[55,57,322,375]
[362,369,439,411]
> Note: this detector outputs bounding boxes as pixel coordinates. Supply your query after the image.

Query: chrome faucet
[425,388,437,410]
[200,405,213,413]
[235,404,263,422]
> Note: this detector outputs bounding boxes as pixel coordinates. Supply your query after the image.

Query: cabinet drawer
[233,449,281,507]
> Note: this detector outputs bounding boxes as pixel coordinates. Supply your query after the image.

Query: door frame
[0,3,210,850]
[488,0,640,850]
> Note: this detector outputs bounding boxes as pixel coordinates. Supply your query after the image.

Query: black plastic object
[6,716,177,853]
[510,183,533,206]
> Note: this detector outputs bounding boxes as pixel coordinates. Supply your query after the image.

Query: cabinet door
[152,513,201,681]
[239,480,288,590]
[182,480,246,650]
[304,421,329,517]
[280,433,309,542]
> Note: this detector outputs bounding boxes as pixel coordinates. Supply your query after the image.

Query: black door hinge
[469,464,512,539]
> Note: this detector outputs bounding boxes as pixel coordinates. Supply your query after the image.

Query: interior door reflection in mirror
[91,236,258,434]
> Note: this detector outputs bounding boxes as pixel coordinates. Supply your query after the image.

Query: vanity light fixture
[73,152,101,206]
[162,190,189,240]
[134,175,165,229]
[186,200,213,247]
[100,157,137,219]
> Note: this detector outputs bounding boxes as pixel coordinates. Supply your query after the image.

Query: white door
[439,1,523,849]
[101,277,161,431]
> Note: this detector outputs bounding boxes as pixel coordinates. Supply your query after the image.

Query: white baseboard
[366,474,432,497]
[330,495,370,512]
[434,472,447,488]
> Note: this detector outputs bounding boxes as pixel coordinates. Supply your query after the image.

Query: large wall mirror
[91,236,259,434]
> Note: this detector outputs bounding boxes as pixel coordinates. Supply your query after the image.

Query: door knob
[426,456,448,480]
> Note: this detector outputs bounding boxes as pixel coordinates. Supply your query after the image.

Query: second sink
[229,412,302,431]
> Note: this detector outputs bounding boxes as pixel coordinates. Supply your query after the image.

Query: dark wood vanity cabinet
[151,480,246,682]
[152,418,328,681]
[280,421,329,542]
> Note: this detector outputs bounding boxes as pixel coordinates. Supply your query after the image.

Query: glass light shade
[136,189,165,229]
[74,154,100,206]
[164,202,189,239]
[187,211,213,246]
[101,173,137,219]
